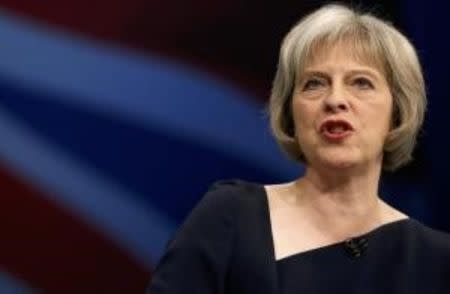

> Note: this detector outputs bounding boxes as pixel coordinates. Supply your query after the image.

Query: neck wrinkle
[292,163,385,240]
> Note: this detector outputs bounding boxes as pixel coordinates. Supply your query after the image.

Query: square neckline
[259,183,412,263]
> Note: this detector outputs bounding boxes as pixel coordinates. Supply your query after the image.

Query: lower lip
[321,130,353,141]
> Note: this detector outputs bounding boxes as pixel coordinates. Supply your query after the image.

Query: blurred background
[0,0,448,292]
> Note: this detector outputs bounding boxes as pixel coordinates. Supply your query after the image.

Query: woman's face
[292,43,393,170]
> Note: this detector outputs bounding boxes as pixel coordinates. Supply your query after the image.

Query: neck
[292,162,385,240]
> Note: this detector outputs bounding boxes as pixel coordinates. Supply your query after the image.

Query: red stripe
[0,1,141,40]
[0,1,232,47]
[0,162,151,292]
[0,0,269,100]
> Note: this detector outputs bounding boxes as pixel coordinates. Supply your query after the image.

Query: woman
[149,4,450,293]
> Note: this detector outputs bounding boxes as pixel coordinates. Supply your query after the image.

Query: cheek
[360,103,392,139]
[379,99,394,132]
[292,100,318,131]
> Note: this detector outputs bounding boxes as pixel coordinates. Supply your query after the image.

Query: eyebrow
[346,69,382,80]
[301,68,383,82]
[298,71,329,83]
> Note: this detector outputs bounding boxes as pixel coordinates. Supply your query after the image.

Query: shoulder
[207,179,265,197]
[199,179,266,214]
[170,179,266,241]
[149,179,266,292]
[410,220,450,258]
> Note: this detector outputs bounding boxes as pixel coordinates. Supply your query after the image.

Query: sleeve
[147,181,238,294]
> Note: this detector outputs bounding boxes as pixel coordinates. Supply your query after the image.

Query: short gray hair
[268,4,426,171]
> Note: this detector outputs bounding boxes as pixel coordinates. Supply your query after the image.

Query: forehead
[301,37,387,76]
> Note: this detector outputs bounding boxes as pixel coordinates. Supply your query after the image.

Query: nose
[323,84,349,113]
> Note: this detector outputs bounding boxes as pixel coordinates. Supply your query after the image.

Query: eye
[353,77,374,89]
[302,78,325,91]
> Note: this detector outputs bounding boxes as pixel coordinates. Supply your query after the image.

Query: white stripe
[0,270,36,293]
[0,9,298,177]
[0,107,176,269]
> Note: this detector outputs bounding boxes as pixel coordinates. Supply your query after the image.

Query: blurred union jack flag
[0,1,297,292]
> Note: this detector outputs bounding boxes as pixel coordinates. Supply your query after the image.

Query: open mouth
[320,120,354,140]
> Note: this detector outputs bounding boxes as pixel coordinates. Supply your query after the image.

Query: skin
[293,43,393,173]
[266,43,408,260]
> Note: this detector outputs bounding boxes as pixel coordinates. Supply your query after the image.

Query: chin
[324,160,357,170]
[314,151,361,170]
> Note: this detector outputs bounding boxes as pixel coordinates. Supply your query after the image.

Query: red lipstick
[319,119,354,141]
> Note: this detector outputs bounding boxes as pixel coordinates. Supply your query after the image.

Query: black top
[148,180,450,294]
[277,218,442,294]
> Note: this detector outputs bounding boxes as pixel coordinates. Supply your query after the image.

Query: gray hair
[268,4,426,171]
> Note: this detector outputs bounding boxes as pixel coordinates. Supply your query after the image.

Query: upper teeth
[328,125,345,133]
